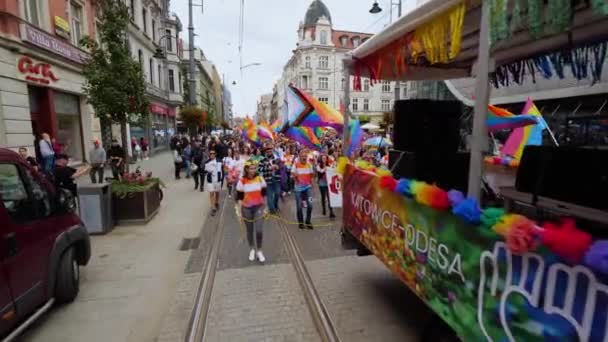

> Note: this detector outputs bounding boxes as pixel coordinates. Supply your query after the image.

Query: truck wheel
[55,247,80,303]
[422,317,460,342]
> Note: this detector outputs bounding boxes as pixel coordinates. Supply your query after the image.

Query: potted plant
[111,167,164,225]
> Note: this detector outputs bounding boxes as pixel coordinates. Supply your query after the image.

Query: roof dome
[304,0,332,28]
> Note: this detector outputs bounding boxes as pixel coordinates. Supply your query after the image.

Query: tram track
[185,193,341,342]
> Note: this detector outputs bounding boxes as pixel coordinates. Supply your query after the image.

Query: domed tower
[303,0,332,28]
[300,0,333,46]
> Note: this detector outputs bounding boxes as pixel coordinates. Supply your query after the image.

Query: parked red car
[0,148,90,339]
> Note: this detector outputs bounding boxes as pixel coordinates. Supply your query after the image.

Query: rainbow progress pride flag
[486,104,539,133]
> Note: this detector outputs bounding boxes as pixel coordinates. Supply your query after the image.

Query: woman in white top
[204,150,223,216]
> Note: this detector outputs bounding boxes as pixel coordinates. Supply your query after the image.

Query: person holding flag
[291,149,315,230]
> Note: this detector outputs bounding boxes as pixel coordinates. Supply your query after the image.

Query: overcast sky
[172,0,418,117]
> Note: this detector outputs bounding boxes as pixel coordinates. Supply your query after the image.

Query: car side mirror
[57,188,76,213]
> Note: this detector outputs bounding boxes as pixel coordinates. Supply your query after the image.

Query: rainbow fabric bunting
[284,126,321,150]
[258,122,275,141]
[486,104,539,132]
[501,98,547,160]
[242,116,259,144]
[347,119,364,157]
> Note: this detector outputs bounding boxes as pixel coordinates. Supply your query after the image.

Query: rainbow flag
[270,119,282,132]
[295,89,344,129]
[242,116,259,144]
[486,104,539,132]
[347,119,364,158]
[285,126,321,150]
[258,122,275,141]
[501,98,547,160]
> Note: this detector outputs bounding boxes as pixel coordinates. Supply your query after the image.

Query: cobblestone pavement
[204,263,320,342]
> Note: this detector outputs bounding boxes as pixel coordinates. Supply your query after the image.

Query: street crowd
[168,131,356,263]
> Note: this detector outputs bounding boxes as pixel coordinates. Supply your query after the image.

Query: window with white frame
[70,1,84,45]
[382,81,391,93]
[305,56,311,68]
[24,0,41,26]
[318,77,328,90]
[318,97,329,104]
[363,99,369,111]
[149,58,154,84]
[340,36,348,47]
[138,50,143,69]
[169,69,175,92]
[165,29,173,51]
[152,20,156,41]
[381,99,391,111]
[352,98,359,111]
[340,78,345,90]
[178,71,182,93]
[363,79,370,92]
[352,36,361,48]
[301,75,309,89]
[142,7,148,35]
[402,86,408,98]
[157,64,161,87]
[318,56,329,69]
[320,31,328,45]
[129,0,135,20]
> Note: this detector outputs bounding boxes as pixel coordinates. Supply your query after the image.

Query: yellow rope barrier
[235,206,337,228]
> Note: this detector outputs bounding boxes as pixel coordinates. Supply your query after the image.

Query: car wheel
[55,247,80,303]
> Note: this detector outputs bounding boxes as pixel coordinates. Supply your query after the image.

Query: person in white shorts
[204,150,223,215]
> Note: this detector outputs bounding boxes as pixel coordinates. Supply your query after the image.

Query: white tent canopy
[342,0,608,200]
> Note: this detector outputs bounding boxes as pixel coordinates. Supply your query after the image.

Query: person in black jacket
[191,139,205,191]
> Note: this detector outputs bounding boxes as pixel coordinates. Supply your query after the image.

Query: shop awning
[348,0,608,81]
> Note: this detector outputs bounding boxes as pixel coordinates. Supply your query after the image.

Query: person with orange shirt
[291,149,315,230]
[236,161,268,263]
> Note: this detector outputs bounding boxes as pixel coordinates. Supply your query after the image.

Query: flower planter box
[112,182,161,225]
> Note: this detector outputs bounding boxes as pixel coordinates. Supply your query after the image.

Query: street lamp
[240,62,262,71]
[369,1,382,13]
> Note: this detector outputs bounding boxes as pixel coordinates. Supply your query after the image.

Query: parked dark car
[0,148,90,339]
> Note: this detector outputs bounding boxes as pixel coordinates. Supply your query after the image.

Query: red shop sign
[150,103,168,115]
[18,56,59,85]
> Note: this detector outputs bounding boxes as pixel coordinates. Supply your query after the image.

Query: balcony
[146,83,168,99]
[168,92,183,104]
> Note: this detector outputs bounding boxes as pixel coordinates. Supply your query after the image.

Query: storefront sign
[343,165,608,341]
[18,56,59,84]
[54,16,71,40]
[150,103,177,117]
[20,23,88,64]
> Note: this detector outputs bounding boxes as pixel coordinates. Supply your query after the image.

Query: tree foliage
[80,0,149,127]
[180,106,206,133]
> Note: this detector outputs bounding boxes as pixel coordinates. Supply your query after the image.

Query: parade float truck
[339,0,608,340]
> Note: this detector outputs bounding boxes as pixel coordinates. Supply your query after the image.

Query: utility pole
[393,0,402,105]
[188,0,197,106]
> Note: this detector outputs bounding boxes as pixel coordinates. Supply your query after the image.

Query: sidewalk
[20,153,211,342]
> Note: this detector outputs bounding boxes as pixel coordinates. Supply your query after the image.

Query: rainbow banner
[501,98,547,160]
[284,126,321,150]
[346,119,363,157]
[343,165,608,341]
[486,104,539,133]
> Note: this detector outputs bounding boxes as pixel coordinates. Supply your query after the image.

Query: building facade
[126,0,183,154]
[0,0,98,161]
[256,93,272,123]
[0,0,184,161]
[275,0,396,125]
